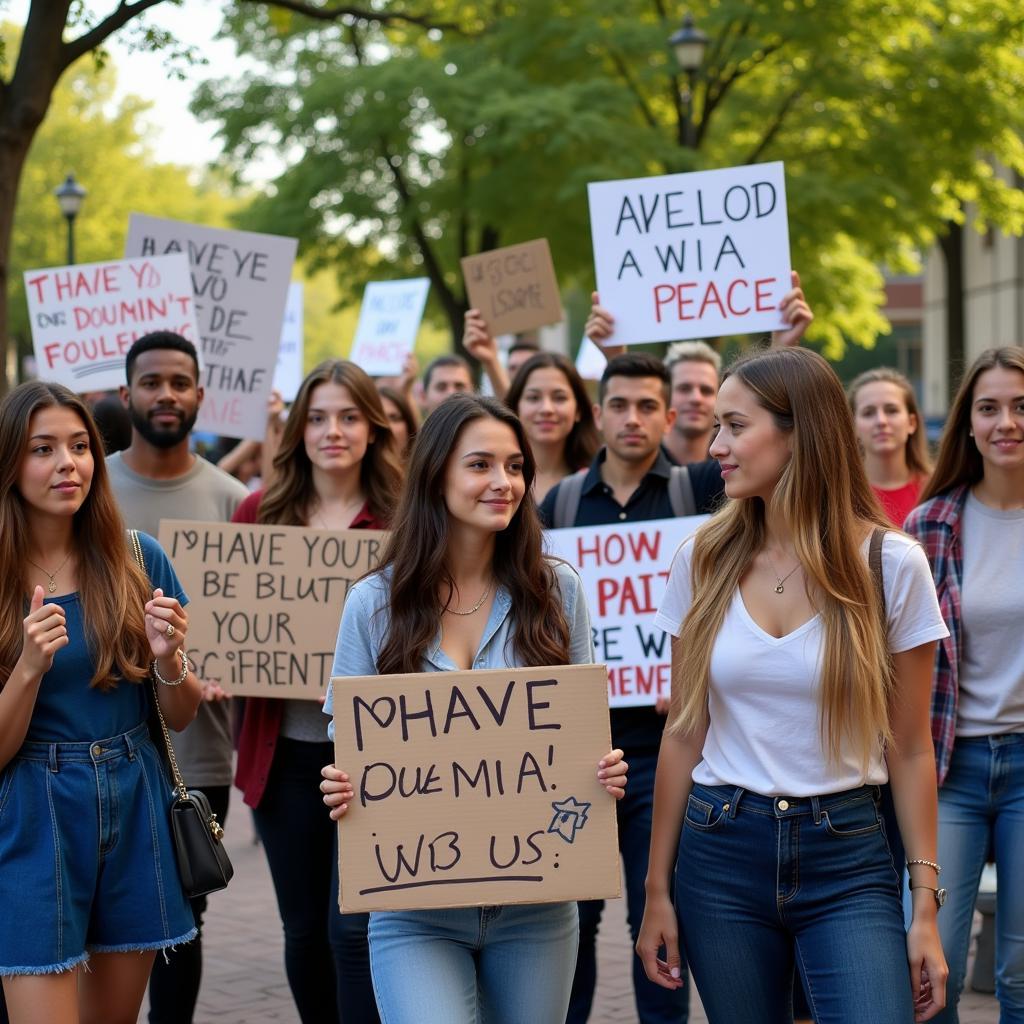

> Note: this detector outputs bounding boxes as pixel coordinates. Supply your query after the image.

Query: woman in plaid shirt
[904,346,1024,1024]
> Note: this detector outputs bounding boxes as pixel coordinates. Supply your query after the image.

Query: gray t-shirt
[107,451,250,785]
[958,492,1024,737]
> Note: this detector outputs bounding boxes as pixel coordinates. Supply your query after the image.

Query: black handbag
[130,529,234,899]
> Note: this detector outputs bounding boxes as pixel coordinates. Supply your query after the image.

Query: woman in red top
[849,367,932,527]
[234,359,400,1024]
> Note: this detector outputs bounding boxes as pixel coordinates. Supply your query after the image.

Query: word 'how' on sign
[588,161,791,345]
[460,239,563,337]
[24,254,198,393]
[333,664,620,912]
[545,517,707,707]
[158,520,385,697]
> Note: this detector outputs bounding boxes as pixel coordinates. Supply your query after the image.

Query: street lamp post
[668,12,710,149]
[53,173,87,264]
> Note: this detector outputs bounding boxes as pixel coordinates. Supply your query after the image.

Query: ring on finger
[165,623,176,639]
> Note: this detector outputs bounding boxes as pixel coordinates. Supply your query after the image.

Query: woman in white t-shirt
[636,347,950,1024]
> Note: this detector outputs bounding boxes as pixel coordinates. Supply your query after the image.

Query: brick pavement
[148,790,999,1023]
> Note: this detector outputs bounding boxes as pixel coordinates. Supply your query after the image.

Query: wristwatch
[911,884,947,910]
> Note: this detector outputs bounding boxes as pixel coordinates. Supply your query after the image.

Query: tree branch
[60,0,170,70]
[698,40,784,146]
[607,51,658,130]
[743,83,804,163]
[246,0,467,34]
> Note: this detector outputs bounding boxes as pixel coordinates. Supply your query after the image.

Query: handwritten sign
[588,162,791,345]
[157,520,385,697]
[333,664,620,912]
[349,278,430,376]
[126,215,298,440]
[461,239,563,336]
[545,518,707,707]
[24,254,198,392]
[273,282,304,402]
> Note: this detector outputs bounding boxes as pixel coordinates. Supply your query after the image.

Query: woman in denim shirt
[320,394,627,1023]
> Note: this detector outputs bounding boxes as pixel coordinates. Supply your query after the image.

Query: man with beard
[106,331,248,1024]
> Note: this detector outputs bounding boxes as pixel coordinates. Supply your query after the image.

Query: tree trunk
[939,218,965,404]
[0,132,36,394]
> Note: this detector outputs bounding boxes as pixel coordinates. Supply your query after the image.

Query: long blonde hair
[848,367,932,481]
[669,348,893,768]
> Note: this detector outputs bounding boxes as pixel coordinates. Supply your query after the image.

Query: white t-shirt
[654,531,949,797]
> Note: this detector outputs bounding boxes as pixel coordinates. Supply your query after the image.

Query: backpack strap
[552,469,588,529]
[869,527,887,618]
[667,465,697,518]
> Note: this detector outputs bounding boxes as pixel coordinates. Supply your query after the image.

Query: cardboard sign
[125,215,298,440]
[157,520,386,697]
[24,254,198,392]
[349,278,430,377]
[273,282,304,402]
[333,664,620,912]
[461,239,563,336]
[588,162,791,345]
[575,334,608,381]
[545,517,707,707]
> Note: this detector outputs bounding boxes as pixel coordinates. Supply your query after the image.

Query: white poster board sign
[125,215,297,440]
[545,516,707,707]
[25,254,198,392]
[575,334,607,381]
[349,278,430,376]
[273,282,304,401]
[588,162,790,346]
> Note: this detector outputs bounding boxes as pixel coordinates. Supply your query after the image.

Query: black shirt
[539,448,724,754]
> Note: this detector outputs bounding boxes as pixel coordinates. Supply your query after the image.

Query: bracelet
[908,858,941,875]
[152,649,188,687]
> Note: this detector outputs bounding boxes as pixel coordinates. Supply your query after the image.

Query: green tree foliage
[195,0,1024,355]
[9,33,238,373]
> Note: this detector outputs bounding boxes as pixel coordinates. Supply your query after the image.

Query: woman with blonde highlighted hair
[637,347,951,1022]
[849,367,932,526]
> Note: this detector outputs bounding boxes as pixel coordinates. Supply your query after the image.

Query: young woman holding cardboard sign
[320,394,627,1023]
[637,348,950,1023]
[234,359,401,1024]
[0,382,201,1023]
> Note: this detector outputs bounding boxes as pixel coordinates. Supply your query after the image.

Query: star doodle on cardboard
[547,796,591,844]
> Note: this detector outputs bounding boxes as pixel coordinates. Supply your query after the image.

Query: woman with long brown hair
[376,384,419,460]
[0,382,200,1023]
[234,359,400,1024]
[504,352,600,503]
[319,394,627,1022]
[637,347,950,1022]
[849,367,932,526]
[904,346,1024,1023]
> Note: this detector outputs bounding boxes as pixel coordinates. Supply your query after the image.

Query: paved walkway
[147,790,999,1023]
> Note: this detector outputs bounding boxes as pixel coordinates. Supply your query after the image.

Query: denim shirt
[323,560,594,740]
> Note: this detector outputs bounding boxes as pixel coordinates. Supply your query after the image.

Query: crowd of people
[0,278,1021,1024]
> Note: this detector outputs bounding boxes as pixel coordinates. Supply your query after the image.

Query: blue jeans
[932,735,1024,1024]
[368,902,578,1024]
[676,783,913,1024]
[569,749,689,1023]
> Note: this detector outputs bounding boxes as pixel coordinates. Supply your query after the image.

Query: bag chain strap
[129,529,190,802]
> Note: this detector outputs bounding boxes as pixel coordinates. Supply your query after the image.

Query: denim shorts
[0,721,196,975]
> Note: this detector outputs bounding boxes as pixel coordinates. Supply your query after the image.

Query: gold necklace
[765,554,801,595]
[27,552,72,594]
[445,580,493,616]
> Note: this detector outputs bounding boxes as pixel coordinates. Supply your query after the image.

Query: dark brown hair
[505,353,599,472]
[0,382,151,690]
[921,346,1024,502]
[259,360,402,526]
[376,384,419,456]
[375,394,570,675]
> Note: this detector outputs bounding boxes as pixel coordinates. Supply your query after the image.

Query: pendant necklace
[446,580,493,616]
[765,555,801,595]
[27,552,72,594]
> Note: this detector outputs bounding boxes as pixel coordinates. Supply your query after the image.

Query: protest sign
[575,334,607,381]
[333,663,620,912]
[157,520,385,697]
[126,215,297,440]
[25,254,198,392]
[349,278,430,376]
[588,161,791,345]
[545,517,707,707]
[461,239,563,336]
[273,282,304,401]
